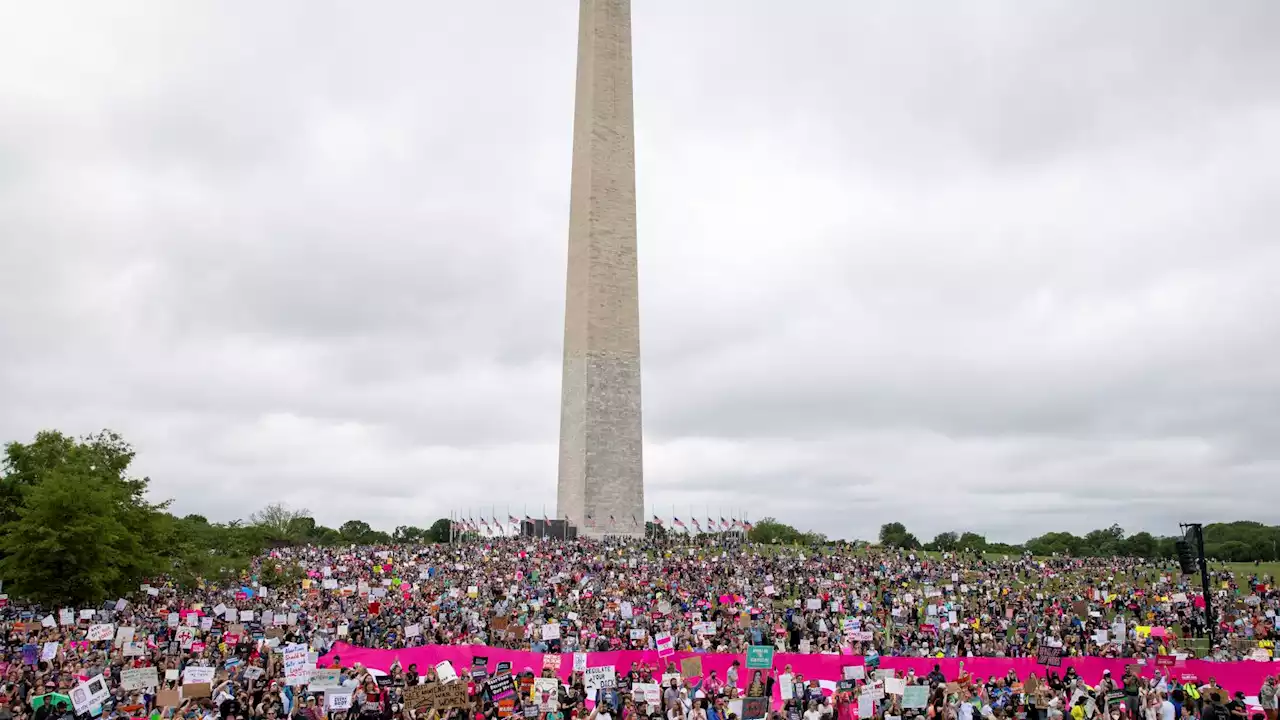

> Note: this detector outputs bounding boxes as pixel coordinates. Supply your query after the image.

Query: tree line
[3,429,1276,608]
[0,430,454,607]
[870,520,1280,563]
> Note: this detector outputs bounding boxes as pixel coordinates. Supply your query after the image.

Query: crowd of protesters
[1,537,1278,720]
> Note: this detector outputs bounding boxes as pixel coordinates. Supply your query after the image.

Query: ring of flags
[448,513,753,535]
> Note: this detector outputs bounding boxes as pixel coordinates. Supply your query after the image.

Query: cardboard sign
[681,656,703,680]
[404,684,437,711]
[438,682,470,710]
[156,690,182,708]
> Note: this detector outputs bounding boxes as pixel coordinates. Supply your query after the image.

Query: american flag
[673,517,686,529]
[508,515,519,525]
[652,515,663,526]
[692,518,703,532]
[720,517,728,530]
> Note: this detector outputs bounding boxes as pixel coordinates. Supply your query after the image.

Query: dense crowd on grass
[3,537,1280,720]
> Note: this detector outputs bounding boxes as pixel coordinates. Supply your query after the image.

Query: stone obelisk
[556,0,645,538]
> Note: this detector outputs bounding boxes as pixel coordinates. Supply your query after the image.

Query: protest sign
[746,646,774,669]
[903,686,928,708]
[584,666,616,693]
[436,660,459,683]
[70,675,110,713]
[182,666,216,685]
[120,666,159,691]
[282,644,310,685]
[534,678,559,710]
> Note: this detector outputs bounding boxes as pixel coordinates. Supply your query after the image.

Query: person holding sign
[745,671,772,700]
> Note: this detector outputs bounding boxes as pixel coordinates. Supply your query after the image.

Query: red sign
[1155,656,1175,667]
[225,634,241,646]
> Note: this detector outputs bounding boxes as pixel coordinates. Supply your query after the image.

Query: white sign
[655,633,674,657]
[584,666,616,693]
[534,678,561,710]
[41,643,59,661]
[634,683,662,705]
[328,694,353,711]
[87,624,115,642]
[309,669,342,690]
[71,675,110,713]
[435,661,458,683]
[121,666,159,691]
[541,623,561,640]
[59,609,75,626]
[182,666,216,685]
[573,653,588,672]
[283,644,310,685]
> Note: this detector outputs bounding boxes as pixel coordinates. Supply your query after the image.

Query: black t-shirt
[222,698,244,719]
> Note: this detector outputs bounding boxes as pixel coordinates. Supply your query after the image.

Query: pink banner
[319,643,1272,697]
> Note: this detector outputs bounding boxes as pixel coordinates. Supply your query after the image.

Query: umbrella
[31,693,72,710]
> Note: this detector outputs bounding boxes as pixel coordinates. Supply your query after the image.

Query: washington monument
[556,0,645,538]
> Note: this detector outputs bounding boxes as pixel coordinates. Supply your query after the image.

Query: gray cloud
[2,1,1278,544]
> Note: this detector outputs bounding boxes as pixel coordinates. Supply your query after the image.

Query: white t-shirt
[1159,701,1175,720]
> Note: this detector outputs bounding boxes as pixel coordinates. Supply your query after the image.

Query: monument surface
[556,0,645,538]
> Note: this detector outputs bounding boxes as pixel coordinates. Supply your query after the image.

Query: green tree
[340,520,373,542]
[0,430,174,606]
[747,517,805,545]
[879,522,921,549]
[426,518,453,543]
[393,525,427,543]
[250,503,312,542]
[1123,531,1157,558]
[1025,531,1084,557]
[956,532,988,553]
[927,532,959,552]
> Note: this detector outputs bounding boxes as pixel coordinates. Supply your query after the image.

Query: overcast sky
[1,1,1277,543]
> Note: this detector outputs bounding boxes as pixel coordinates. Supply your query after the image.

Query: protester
[1,538,1276,720]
